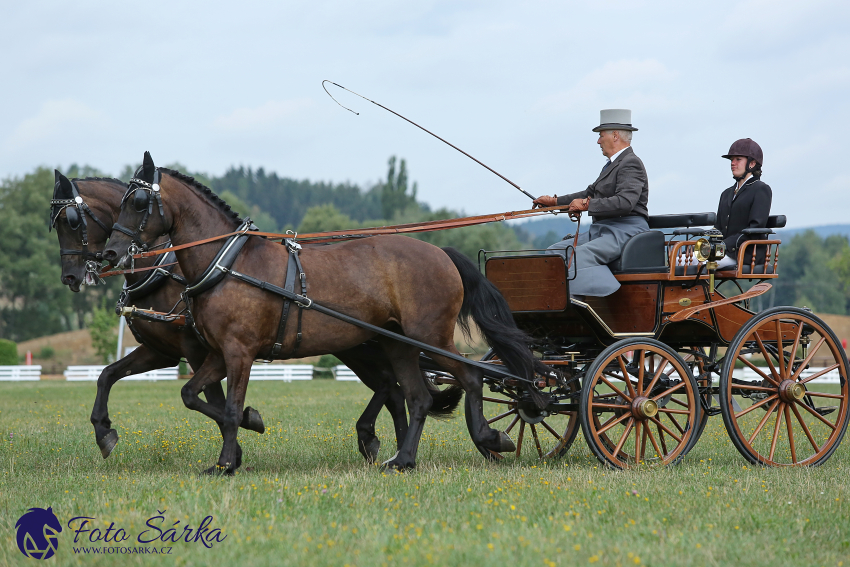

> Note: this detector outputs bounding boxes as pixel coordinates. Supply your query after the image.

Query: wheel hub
[632,396,658,419]
[779,380,805,403]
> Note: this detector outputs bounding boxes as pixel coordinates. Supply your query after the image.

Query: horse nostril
[62,274,76,285]
[102,249,117,262]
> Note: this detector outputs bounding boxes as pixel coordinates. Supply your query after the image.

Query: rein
[109,204,571,264]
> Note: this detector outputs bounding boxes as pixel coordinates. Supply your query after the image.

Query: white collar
[607,146,629,164]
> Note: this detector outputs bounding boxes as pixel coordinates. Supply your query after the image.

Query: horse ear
[54,171,74,199]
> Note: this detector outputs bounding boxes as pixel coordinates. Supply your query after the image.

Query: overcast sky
[2,1,848,228]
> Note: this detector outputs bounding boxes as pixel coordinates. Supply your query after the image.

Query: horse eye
[133,189,149,212]
[65,206,81,230]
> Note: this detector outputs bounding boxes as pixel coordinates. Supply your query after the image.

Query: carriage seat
[608,230,667,274]
[716,214,786,274]
[647,212,716,230]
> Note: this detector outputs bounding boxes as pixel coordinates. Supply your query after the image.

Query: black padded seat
[674,264,704,276]
[609,230,667,274]
[767,215,786,229]
[718,264,776,275]
[647,212,716,230]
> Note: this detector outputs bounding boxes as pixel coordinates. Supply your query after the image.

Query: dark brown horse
[103,153,538,473]
[53,171,457,466]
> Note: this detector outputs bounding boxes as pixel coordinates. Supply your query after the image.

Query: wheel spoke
[611,419,635,461]
[652,381,685,401]
[657,407,691,415]
[596,411,631,435]
[664,410,685,435]
[768,402,785,462]
[618,356,637,398]
[515,420,526,458]
[784,404,797,464]
[799,363,840,385]
[648,416,681,443]
[805,390,845,399]
[638,349,646,387]
[483,396,515,405]
[643,359,670,397]
[775,320,785,379]
[531,424,544,459]
[787,322,804,382]
[645,423,663,458]
[796,399,837,430]
[790,402,820,453]
[754,333,781,384]
[668,396,689,408]
[540,419,565,443]
[738,355,780,387]
[747,398,780,445]
[504,415,520,435]
[598,374,633,402]
[487,408,517,425]
[790,337,827,382]
[634,421,643,464]
[655,422,668,454]
[735,394,779,418]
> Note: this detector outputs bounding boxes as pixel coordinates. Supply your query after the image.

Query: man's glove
[532,195,558,209]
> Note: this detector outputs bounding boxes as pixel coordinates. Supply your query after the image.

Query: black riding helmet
[722,138,763,180]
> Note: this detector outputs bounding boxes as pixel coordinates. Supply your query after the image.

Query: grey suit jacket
[557,146,649,220]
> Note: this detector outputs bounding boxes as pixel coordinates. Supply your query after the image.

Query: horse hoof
[498,431,516,453]
[201,465,235,477]
[360,438,381,464]
[379,452,414,472]
[98,429,119,459]
[242,407,265,434]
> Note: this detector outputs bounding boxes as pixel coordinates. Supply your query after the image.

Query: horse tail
[440,247,541,392]
[426,382,464,419]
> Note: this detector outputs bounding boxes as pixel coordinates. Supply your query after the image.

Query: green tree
[381,156,417,219]
[0,339,16,365]
[89,300,118,364]
[298,204,357,233]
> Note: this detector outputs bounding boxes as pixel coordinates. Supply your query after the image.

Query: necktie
[600,160,611,175]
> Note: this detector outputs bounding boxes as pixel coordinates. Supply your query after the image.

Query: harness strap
[271,248,299,358]
[292,246,307,357]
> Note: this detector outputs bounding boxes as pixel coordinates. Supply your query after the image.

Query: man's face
[730,156,751,178]
[597,130,618,158]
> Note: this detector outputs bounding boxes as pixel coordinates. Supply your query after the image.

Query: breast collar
[184,219,259,298]
[117,249,187,312]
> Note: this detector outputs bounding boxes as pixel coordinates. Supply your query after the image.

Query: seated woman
[714,138,772,270]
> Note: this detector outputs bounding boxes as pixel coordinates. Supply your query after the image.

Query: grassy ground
[0,380,847,567]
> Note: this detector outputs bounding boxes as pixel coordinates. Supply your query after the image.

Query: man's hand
[532,195,558,209]
[568,198,589,212]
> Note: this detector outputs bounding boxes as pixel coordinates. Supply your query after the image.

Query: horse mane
[159,167,244,225]
[71,176,128,188]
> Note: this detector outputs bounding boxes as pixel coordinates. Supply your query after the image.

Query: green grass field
[0,380,847,566]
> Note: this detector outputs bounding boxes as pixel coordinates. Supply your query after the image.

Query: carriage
[443,211,850,468]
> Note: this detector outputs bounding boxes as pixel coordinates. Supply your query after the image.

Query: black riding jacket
[714,177,772,264]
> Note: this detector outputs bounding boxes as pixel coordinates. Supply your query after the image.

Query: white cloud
[2,100,107,150]
[213,99,316,133]
[535,59,676,114]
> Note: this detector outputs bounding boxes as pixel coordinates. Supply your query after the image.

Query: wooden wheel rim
[582,341,698,469]
[721,310,850,466]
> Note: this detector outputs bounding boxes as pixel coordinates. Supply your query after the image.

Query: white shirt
[604,146,629,168]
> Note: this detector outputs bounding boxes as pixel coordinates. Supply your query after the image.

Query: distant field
[0,381,847,566]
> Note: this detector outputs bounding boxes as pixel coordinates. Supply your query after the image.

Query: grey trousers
[547,216,650,297]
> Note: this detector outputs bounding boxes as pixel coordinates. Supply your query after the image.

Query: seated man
[534,109,649,297]
[715,138,772,270]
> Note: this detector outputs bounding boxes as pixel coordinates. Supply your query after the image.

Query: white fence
[248,364,313,381]
[735,367,841,384]
[0,365,41,381]
[333,365,360,381]
[64,365,178,381]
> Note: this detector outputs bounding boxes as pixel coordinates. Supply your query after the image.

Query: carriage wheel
[470,353,581,461]
[580,339,700,469]
[719,307,850,466]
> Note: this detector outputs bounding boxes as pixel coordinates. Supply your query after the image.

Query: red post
[25,351,32,365]
[842,339,847,350]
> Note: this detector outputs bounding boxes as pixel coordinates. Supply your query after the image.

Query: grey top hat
[592,109,638,132]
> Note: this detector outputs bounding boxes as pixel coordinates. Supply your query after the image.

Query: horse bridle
[50,178,113,281]
[113,170,166,256]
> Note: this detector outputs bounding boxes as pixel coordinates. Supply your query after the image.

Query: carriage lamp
[695,230,727,294]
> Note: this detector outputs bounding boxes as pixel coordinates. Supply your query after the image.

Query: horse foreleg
[202,380,265,434]
[90,345,179,459]
[210,349,253,475]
